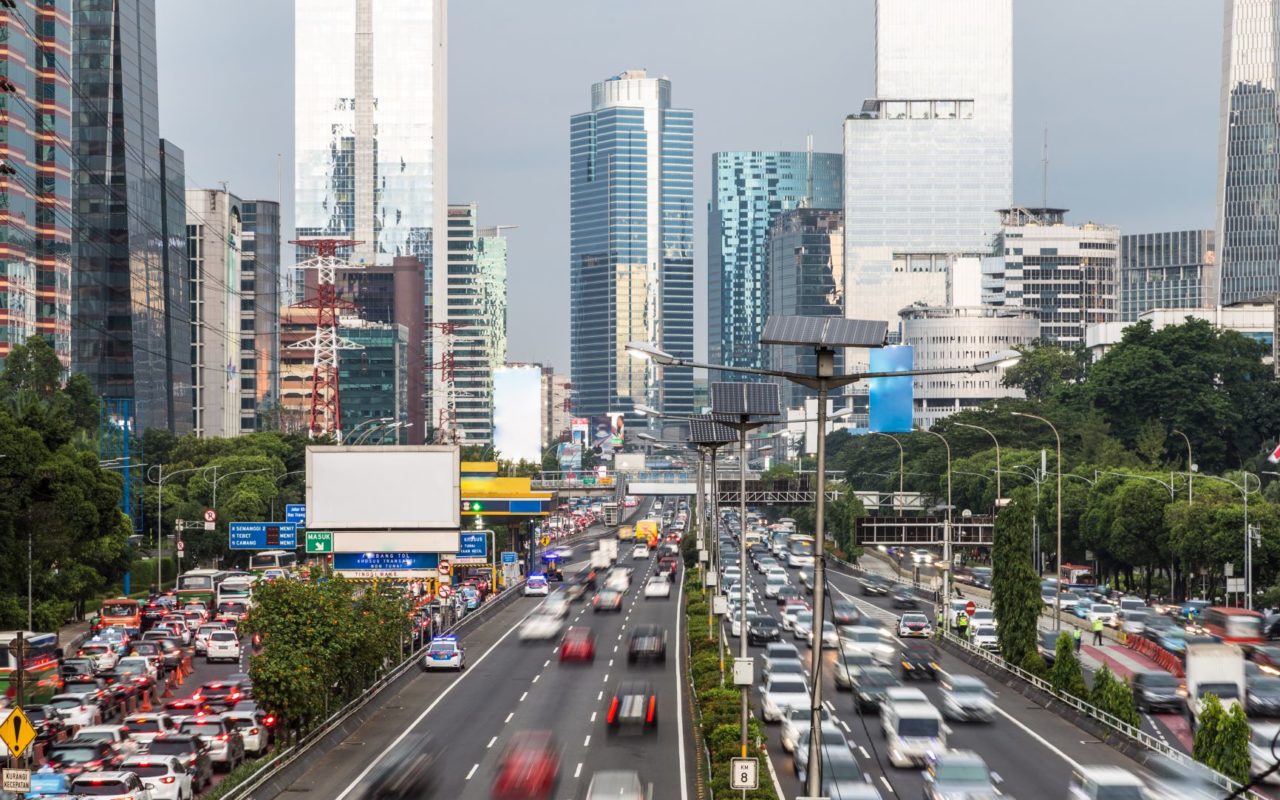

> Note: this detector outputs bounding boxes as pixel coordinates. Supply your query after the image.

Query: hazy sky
[157,1,1222,372]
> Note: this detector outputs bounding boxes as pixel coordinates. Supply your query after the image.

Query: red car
[490,730,560,799]
[559,627,596,662]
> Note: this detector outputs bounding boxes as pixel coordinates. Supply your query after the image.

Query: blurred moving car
[490,730,560,800]
[605,682,658,734]
[363,734,439,800]
[627,625,667,664]
[117,756,193,800]
[559,627,596,662]
[940,675,995,723]
[922,750,1002,800]
[519,612,563,642]
[583,771,650,800]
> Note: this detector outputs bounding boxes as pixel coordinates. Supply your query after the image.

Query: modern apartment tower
[570,70,694,421]
[294,0,447,434]
[73,0,189,433]
[1120,230,1216,321]
[708,151,841,378]
[186,189,244,438]
[1216,0,1280,306]
[844,0,1012,328]
[240,201,282,426]
[0,2,71,367]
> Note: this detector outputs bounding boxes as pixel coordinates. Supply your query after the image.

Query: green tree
[1049,633,1088,698]
[1134,419,1168,467]
[1089,665,1140,728]
[1194,694,1232,777]
[991,488,1041,666]
[1219,702,1253,784]
[0,335,63,398]
[1000,342,1088,402]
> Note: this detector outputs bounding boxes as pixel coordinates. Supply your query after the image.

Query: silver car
[759,675,811,722]
[779,705,830,754]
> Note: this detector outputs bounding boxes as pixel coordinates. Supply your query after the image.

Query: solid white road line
[674,564,690,800]
[331,602,539,800]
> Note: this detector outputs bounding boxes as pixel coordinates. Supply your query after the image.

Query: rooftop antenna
[1041,126,1049,210]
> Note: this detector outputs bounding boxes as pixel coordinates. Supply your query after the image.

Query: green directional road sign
[305,531,333,554]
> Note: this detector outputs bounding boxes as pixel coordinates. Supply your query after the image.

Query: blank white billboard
[306,446,460,529]
[494,366,543,463]
[331,530,460,553]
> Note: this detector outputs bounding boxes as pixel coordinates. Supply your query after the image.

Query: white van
[881,700,946,768]
[216,579,253,607]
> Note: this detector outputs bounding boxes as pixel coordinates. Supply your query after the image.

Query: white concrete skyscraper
[1216,0,1280,307]
[294,0,447,434]
[843,0,1013,328]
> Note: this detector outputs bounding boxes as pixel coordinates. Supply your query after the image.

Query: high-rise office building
[186,189,244,438]
[241,201,281,428]
[844,0,1012,328]
[1120,230,1216,321]
[1216,0,1280,306]
[444,204,508,444]
[544,368,571,448]
[73,0,188,433]
[766,208,846,408]
[159,141,193,435]
[294,0,447,432]
[0,2,71,367]
[994,207,1120,345]
[709,151,841,377]
[570,69,694,421]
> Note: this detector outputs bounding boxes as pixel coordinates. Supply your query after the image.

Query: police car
[524,574,550,597]
[421,636,465,671]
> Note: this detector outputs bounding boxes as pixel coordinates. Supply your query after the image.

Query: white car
[519,612,563,641]
[779,706,830,754]
[49,693,102,728]
[71,771,153,800]
[842,626,898,665]
[764,573,788,599]
[791,611,815,641]
[119,756,193,800]
[759,675,811,722]
[971,625,999,650]
[193,623,226,655]
[205,630,242,663]
[122,713,177,745]
[524,575,550,597]
[1087,604,1117,627]
[421,636,465,670]
[968,608,997,629]
[643,576,672,599]
[632,544,650,560]
[541,592,572,619]
[222,710,271,757]
[807,621,840,650]
[78,640,120,672]
[77,724,141,760]
[897,614,933,639]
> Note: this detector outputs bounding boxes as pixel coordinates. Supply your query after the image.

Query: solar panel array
[688,416,738,446]
[760,315,887,348]
[709,382,780,420]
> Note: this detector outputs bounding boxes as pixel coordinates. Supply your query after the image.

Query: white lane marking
[840,720,851,734]
[880,775,895,794]
[532,674,540,683]
[823,700,835,713]
[575,762,583,778]
[332,600,539,800]
[991,704,1083,770]
[520,691,528,702]
[504,712,513,723]
[487,735,497,748]
[597,691,604,700]
[466,763,479,781]
[553,647,560,653]
[614,645,619,653]
[674,558,690,800]
[583,735,591,747]
[603,673,609,682]
[618,634,623,641]
[590,711,597,722]
[609,659,614,667]
[859,746,870,759]
[544,659,550,667]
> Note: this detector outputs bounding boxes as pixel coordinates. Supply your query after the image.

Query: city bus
[97,598,142,633]
[176,569,230,606]
[0,631,61,704]
[1201,606,1264,645]
[248,550,298,573]
[1059,564,1097,591]
[786,534,816,568]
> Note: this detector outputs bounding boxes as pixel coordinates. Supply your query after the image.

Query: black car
[46,739,118,776]
[1131,671,1183,714]
[747,615,782,646]
[627,625,667,663]
[24,704,69,745]
[96,669,142,708]
[147,733,215,790]
[606,681,658,733]
[853,667,901,713]
[1141,614,1179,643]
[1248,676,1280,717]
[969,567,993,589]
[364,733,439,799]
[60,657,97,682]
[859,575,890,596]
[900,640,939,681]
[1038,630,1062,667]
[775,585,803,605]
[832,601,861,627]
[890,588,919,609]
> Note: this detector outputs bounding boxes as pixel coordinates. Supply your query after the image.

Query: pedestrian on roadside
[1072,626,1082,652]
[1091,616,1104,645]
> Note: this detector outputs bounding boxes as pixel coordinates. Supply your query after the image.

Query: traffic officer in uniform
[956,610,969,639]
[1092,616,1104,645]
[1072,626,1082,652]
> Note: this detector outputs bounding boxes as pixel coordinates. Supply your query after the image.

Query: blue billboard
[332,552,440,571]
[459,532,488,559]
[285,504,306,525]
[869,345,914,433]
[228,522,298,550]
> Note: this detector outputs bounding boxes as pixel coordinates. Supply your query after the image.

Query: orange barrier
[1125,634,1185,677]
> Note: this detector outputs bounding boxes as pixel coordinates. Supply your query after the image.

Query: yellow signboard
[0,706,36,758]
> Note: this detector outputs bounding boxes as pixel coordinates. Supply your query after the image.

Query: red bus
[1202,606,1264,645]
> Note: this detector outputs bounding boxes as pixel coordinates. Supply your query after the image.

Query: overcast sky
[157,1,1222,372]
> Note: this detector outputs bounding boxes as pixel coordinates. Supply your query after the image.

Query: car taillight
[263,715,276,726]
[160,777,175,784]
[216,734,229,741]
[607,697,619,724]
[647,695,656,723]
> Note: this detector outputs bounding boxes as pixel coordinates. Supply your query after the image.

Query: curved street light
[953,422,1002,507]
[1011,411,1063,630]
[147,464,207,592]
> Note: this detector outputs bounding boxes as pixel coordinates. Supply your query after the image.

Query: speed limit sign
[730,757,758,790]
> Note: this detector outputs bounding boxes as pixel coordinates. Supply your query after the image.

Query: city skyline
[158,1,1221,373]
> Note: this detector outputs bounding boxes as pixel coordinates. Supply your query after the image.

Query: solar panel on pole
[760,315,887,348]
[709,382,780,420]
[689,416,737,446]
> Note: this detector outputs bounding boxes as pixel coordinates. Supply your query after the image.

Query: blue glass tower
[570,70,693,420]
[708,151,842,377]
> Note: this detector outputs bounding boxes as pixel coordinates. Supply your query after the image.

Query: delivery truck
[1185,642,1245,727]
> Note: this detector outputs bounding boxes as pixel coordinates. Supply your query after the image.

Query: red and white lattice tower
[288,239,363,441]
[429,321,461,444]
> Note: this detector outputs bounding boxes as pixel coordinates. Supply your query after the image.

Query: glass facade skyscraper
[0,2,71,367]
[844,0,1012,327]
[1216,0,1280,306]
[766,208,845,408]
[570,70,694,420]
[1120,230,1216,321]
[73,0,186,433]
[241,201,281,430]
[709,151,841,378]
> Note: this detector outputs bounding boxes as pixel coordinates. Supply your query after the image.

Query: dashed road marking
[487,735,497,748]
[574,762,583,778]
[590,711,597,722]
[543,659,550,667]
[520,691,528,702]
[859,746,871,759]
[532,674,540,683]
[466,763,479,781]
[583,735,591,747]
[603,673,609,682]
[504,712,514,723]
[880,775,895,794]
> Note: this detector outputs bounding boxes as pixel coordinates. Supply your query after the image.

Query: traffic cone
[174,667,184,687]
[162,678,174,699]
[139,691,152,712]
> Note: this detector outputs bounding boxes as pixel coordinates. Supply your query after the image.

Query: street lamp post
[147,464,206,592]
[954,422,1002,508]
[1172,429,1194,503]
[869,431,905,515]
[1009,464,1045,573]
[917,428,953,622]
[1190,471,1258,608]
[271,470,306,520]
[1012,411,1062,630]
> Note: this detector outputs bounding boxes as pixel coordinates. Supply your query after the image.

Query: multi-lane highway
[276,515,694,800]
[726,539,1154,799]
